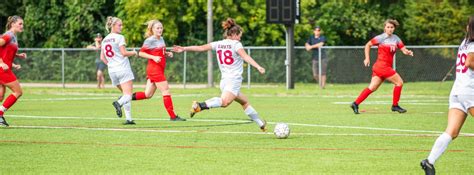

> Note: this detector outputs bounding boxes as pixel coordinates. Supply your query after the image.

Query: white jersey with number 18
[211,39,244,79]
[101,33,132,73]
[450,39,474,96]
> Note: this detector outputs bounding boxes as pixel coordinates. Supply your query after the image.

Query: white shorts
[109,69,134,86]
[219,77,242,96]
[449,95,474,113]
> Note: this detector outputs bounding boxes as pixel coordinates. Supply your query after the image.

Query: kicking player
[350,19,414,114]
[0,15,27,127]
[173,18,267,131]
[420,16,474,175]
[131,20,185,121]
[101,16,138,125]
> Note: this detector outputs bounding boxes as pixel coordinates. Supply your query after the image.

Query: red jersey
[370,33,405,68]
[140,36,167,76]
[0,31,18,68]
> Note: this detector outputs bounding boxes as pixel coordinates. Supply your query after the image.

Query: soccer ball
[273,123,290,139]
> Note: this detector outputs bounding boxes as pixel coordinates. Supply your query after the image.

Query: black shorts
[96,61,106,71]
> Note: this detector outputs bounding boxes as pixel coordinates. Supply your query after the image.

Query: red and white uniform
[370,33,405,79]
[140,36,167,82]
[449,39,474,113]
[210,39,244,96]
[0,31,19,84]
[101,33,134,86]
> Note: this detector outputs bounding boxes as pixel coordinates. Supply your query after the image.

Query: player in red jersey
[0,16,27,127]
[350,19,413,114]
[131,20,185,121]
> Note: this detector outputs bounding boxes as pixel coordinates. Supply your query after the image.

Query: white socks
[123,101,132,121]
[244,106,264,127]
[205,97,222,108]
[427,132,453,164]
[117,95,132,106]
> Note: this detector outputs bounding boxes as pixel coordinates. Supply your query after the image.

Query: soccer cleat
[350,102,360,114]
[420,159,435,175]
[112,101,122,118]
[260,120,267,132]
[392,105,407,113]
[190,101,202,118]
[170,115,187,121]
[0,117,9,127]
[123,120,136,125]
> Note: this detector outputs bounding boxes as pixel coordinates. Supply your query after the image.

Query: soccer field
[1,82,473,174]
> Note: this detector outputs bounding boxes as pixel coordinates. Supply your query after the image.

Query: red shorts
[372,66,396,80]
[0,70,17,84]
[147,73,167,83]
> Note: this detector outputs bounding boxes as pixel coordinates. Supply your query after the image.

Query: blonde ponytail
[105,16,121,33]
[6,15,22,31]
[144,20,162,38]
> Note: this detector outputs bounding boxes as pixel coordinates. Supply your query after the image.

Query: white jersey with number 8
[450,39,474,96]
[101,33,132,73]
[211,39,244,79]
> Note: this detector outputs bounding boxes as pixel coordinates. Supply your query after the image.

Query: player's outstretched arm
[237,48,265,74]
[16,53,27,59]
[401,47,414,56]
[363,41,372,67]
[172,44,212,53]
[138,51,161,63]
[465,52,474,70]
[119,45,137,57]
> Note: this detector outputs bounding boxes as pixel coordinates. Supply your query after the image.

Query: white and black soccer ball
[273,123,290,139]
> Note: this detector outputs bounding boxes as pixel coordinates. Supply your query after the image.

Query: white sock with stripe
[205,97,222,108]
[244,105,264,127]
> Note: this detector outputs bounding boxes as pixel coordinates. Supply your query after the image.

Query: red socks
[0,94,18,115]
[163,95,176,119]
[393,85,402,106]
[355,88,373,105]
[132,92,147,101]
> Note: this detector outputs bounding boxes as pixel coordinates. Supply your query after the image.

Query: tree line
[1,0,473,48]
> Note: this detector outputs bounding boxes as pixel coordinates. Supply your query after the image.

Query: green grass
[1,82,473,174]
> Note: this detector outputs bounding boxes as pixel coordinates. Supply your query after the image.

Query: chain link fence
[12,46,457,88]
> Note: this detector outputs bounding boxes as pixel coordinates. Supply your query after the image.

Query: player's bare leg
[351,76,383,114]
[235,93,266,131]
[422,108,467,174]
[0,81,23,127]
[386,73,406,113]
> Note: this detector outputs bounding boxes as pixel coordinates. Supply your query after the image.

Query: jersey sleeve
[467,42,474,53]
[306,36,312,44]
[395,35,405,49]
[210,41,218,51]
[321,36,327,43]
[370,35,381,45]
[234,42,244,51]
[117,35,126,47]
[140,38,152,53]
[1,34,11,44]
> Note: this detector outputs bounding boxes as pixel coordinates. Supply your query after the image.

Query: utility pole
[207,0,214,87]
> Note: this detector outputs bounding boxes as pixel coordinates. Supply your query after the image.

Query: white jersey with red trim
[101,33,131,73]
[450,39,474,95]
[210,39,244,79]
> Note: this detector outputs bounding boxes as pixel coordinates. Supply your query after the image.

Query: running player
[173,18,267,131]
[350,19,414,114]
[0,15,27,127]
[131,20,185,121]
[101,16,137,125]
[420,16,474,175]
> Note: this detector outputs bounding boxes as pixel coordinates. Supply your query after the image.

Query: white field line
[7,114,474,136]
[10,125,474,137]
[333,101,447,105]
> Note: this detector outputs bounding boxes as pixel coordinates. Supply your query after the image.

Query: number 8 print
[105,44,115,57]
[217,50,234,65]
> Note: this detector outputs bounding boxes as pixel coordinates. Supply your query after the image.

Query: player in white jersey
[420,16,474,175]
[173,18,267,131]
[100,16,138,125]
